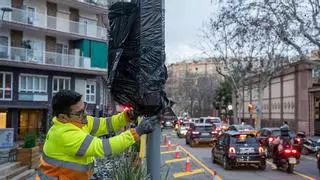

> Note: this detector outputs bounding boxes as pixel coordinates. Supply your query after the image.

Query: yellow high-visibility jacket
[36,112,139,180]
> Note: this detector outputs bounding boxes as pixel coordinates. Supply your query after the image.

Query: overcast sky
[165,0,213,63]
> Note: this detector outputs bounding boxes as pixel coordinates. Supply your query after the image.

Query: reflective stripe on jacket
[37,112,139,180]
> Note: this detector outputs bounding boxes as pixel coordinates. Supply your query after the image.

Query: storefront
[17,109,46,140]
[0,110,8,128]
[1,108,48,140]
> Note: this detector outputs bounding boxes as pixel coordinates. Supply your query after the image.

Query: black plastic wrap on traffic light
[108,0,175,117]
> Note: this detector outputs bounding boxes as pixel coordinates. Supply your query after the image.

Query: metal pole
[147,122,161,180]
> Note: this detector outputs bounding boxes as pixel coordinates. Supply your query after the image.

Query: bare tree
[165,68,217,117]
[200,0,296,128]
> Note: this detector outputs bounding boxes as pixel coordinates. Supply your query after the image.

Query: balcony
[47,0,108,14]
[78,0,108,8]
[0,45,93,69]
[2,7,108,41]
[18,92,48,101]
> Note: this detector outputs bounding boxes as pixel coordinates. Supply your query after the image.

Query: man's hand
[135,115,159,136]
[124,107,139,122]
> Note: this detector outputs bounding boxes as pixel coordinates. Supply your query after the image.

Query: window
[27,6,36,25]
[0,36,9,58]
[86,80,96,103]
[0,72,13,100]
[56,44,68,54]
[52,77,71,93]
[19,74,47,93]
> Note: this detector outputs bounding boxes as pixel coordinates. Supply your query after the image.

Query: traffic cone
[212,170,217,180]
[185,154,191,172]
[175,146,181,158]
[167,140,173,150]
[163,134,167,145]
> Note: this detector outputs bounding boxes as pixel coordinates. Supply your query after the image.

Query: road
[160,129,319,180]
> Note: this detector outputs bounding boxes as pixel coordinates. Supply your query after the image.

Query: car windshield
[237,125,254,130]
[195,126,212,131]
[231,134,257,144]
[272,130,296,137]
[208,118,221,123]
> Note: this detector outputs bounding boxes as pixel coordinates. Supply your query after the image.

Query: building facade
[237,60,320,136]
[166,59,224,116]
[0,0,110,140]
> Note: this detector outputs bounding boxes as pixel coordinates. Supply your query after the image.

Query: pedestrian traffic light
[248,104,254,113]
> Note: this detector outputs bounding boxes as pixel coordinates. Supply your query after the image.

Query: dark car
[186,123,218,147]
[211,131,266,170]
[257,128,301,158]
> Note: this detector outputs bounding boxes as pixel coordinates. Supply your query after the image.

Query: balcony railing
[4,7,108,40]
[0,45,93,69]
[79,0,108,8]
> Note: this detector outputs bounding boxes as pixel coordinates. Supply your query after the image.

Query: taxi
[228,124,257,135]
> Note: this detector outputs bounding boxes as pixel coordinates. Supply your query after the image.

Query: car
[191,118,201,124]
[185,123,218,147]
[164,120,173,128]
[177,121,192,138]
[177,125,188,138]
[257,128,301,158]
[211,131,266,170]
[228,124,257,135]
[203,117,222,128]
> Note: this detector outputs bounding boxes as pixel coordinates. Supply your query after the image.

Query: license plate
[289,157,296,164]
[237,156,249,161]
[239,148,255,154]
[202,133,209,136]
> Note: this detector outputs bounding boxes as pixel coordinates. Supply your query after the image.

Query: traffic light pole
[146,122,161,180]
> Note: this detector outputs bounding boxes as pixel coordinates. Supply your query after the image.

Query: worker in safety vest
[36,90,159,180]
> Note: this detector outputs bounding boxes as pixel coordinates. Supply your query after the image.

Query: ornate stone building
[237,60,320,135]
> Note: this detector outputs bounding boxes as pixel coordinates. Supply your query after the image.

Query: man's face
[65,101,88,123]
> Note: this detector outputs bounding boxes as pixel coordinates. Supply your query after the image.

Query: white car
[177,126,188,138]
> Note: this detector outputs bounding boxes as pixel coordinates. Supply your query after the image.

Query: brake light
[259,147,264,153]
[192,131,200,135]
[211,131,218,134]
[268,137,274,142]
[284,149,291,153]
[229,147,236,154]
[295,137,301,142]
[292,149,297,154]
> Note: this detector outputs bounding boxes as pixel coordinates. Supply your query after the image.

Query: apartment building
[0,0,109,140]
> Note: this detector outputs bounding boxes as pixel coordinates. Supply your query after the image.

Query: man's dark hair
[284,121,288,125]
[52,90,82,117]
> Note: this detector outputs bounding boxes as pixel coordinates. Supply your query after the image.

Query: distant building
[166,58,225,116]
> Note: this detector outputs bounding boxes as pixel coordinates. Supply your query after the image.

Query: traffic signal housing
[248,104,254,113]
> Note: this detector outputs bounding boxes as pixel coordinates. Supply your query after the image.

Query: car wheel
[259,164,266,170]
[211,151,216,164]
[223,156,231,170]
[186,137,189,145]
[302,147,310,155]
[191,140,196,147]
[287,164,294,173]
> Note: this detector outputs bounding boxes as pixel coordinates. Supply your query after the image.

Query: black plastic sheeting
[108,0,175,117]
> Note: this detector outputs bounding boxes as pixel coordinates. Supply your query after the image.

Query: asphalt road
[160,129,319,180]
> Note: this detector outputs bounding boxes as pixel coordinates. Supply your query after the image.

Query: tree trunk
[256,82,264,130]
[190,100,194,116]
[233,90,238,124]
